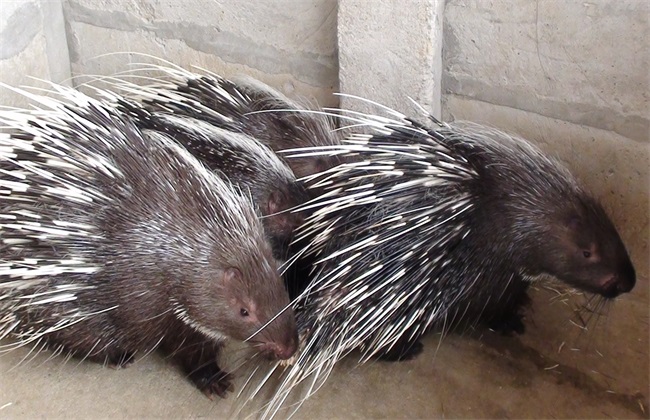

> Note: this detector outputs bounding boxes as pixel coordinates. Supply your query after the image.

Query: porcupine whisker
[22,343,52,366]
[138,335,166,363]
[128,62,197,79]
[183,358,222,382]
[583,300,604,332]
[280,351,340,417]
[94,340,117,367]
[244,301,295,343]
[247,108,398,135]
[229,349,266,384]
[581,296,609,332]
[75,337,103,368]
[137,308,173,324]
[79,73,173,93]
[8,337,42,371]
[121,62,233,95]
[235,363,263,401]
[277,247,309,278]
[71,69,168,90]
[259,203,302,219]
[322,106,407,128]
[0,83,67,112]
[41,343,65,366]
[322,108,440,139]
[332,92,408,119]
[0,105,24,112]
[406,96,432,118]
[61,349,75,366]
[89,51,188,73]
[245,360,281,404]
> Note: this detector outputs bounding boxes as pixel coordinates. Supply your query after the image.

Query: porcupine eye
[583,250,592,258]
[240,308,250,317]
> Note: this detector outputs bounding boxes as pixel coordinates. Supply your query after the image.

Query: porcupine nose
[265,331,298,360]
[600,262,636,298]
[616,261,636,293]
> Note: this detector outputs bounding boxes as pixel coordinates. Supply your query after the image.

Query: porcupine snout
[263,331,299,360]
[598,261,636,298]
[258,315,298,361]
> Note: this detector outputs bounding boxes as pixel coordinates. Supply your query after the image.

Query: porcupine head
[106,131,299,361]
[170,249,298,360]
[162,206,297,361]
[523,192,635,298]
[467,130,636,300]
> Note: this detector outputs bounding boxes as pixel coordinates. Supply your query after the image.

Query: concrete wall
[61,0,339,107]
[0,0,71,107]
[337,0,444,118]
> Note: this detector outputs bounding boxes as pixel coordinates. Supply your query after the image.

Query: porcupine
[103,91,308,262]
[105,64,348,294]
[0,85,298,398]
[243,106,637,418]
[111,64,344,181]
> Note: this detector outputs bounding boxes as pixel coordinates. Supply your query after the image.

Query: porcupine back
[0,85,295,369]
[243,111,636,418]
[113,64,343,179]
[104,91,307,261]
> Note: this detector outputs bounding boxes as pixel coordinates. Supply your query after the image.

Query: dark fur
[122,71,343,180]
[112,96,308,261]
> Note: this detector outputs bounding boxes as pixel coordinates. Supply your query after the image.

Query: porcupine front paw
[162,320,234,399]
[488,312,526,335]
[486,281,530,336]
[189,364,234,399]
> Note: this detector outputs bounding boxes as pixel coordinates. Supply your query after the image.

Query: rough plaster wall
[0,0,71,107]
[338,0,444,119]
[62,0,338,107]
[443,0,649,404]
[444,0,648,142]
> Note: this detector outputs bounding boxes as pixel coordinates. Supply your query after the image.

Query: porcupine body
[108,65,349,291]
[248,109,636,417]
[114,64,343,180]
[106,92,308,261]
[0,85,297,398]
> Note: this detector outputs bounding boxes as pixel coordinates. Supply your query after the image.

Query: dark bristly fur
[0,85,298,398]
[105,93,308,262]
[111,64,343,181]
[243,107,635,418]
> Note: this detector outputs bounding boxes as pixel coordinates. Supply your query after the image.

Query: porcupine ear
[224,267,243,282]
[561,205,596,248]
[266,189,297,227]
[220,267,246,300]
[267,190,282,217]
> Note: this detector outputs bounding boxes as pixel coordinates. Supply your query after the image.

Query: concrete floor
[0,281,647,419]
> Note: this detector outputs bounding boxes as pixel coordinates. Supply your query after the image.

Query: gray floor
[1,283,647,419]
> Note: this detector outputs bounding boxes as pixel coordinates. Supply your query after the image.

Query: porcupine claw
[190,366,234,399]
